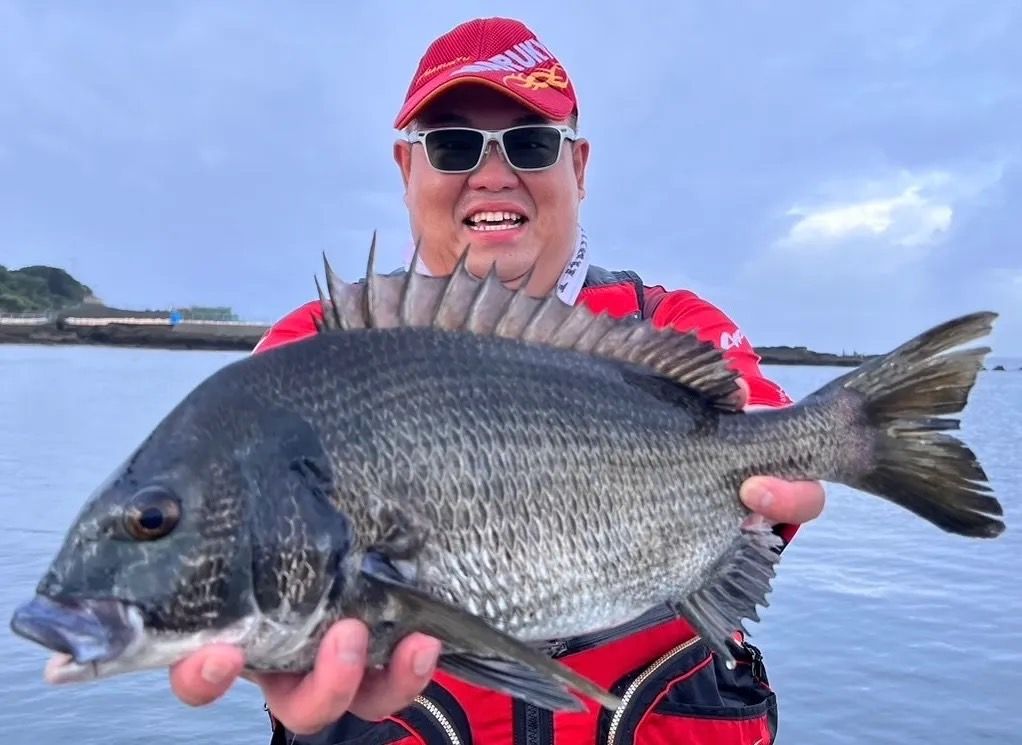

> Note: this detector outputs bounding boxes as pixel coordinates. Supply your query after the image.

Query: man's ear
[571,138,590,200]
[394,140,413,190]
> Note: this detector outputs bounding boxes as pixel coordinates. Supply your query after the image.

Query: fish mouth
[10,595,143,682]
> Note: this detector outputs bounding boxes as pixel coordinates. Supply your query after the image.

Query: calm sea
[1,344,1020,744]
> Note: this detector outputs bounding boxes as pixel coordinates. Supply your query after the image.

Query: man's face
[394,86,590,294]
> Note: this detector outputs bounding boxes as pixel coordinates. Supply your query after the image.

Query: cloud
[724,157,1018,354]
[759,162,1009,274]
[782,182,953,249]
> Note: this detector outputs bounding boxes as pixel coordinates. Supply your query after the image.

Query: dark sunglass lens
[502,127,562,169]
[424,129,484,171]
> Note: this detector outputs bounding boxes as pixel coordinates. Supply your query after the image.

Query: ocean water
[1,344,1019,744]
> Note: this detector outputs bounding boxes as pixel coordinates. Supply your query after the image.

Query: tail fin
[815,311,1004,538]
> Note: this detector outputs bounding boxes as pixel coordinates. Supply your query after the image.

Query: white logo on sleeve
[720,328,745,350]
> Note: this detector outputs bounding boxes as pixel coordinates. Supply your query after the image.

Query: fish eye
[123,486,181,541]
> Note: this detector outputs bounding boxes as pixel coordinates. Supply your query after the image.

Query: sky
[1,1,1020,355]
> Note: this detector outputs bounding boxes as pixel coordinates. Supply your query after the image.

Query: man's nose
[467,142,519,190]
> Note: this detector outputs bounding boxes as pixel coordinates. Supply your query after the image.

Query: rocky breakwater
[754,345,874,367]
[1,263,272,351]
[0,308,268,352]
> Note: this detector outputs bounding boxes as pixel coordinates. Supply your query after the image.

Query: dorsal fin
[315,235,743,410]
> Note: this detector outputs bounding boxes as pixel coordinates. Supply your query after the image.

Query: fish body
[10,240,1006,713]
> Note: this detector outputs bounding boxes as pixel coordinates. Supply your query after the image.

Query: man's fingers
[347,633,441,722]
[740,476,826,525]
[169,645,245,707]
[258,619,370,736]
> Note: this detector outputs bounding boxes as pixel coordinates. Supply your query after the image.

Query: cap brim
[393,69,575,130]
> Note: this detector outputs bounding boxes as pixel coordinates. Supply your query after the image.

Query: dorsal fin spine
[547,303,590,347]
[398,239,423,326]
[494,291,534,339]
[315,234,743,409]
[431,246,471,328]
[321,254,347,330]
[464,262,508,333]
[519,294,560,343]
[364,231,379,328]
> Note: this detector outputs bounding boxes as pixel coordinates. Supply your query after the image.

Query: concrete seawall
[0,317,267,351]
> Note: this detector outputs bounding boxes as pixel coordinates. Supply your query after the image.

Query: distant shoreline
[0,319,263,352]
[0,317,881,366]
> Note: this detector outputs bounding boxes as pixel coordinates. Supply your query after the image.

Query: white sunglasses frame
[404,124,578,173]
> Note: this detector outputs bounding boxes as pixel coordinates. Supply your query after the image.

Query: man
[170,17,825,744]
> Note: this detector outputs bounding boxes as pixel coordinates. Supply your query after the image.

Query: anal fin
[672,525,783,668]
[360,551,621,712]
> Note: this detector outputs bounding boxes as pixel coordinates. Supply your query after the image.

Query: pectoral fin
[438,653,586,711]
[360,551,621,712]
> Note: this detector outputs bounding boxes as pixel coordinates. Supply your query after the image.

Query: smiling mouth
[463,210,527,232]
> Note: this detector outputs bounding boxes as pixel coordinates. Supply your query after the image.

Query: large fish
[10,238,1006,713]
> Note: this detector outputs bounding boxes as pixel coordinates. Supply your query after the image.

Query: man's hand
[169,620,442,736]
[730,379,826,525]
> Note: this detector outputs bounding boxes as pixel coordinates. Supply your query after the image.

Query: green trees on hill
[0,265,94,313]
[0,264,249,320]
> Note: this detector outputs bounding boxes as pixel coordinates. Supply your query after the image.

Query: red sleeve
[645,286,800,546]
[645,287,793,408]
[251,300,323,355]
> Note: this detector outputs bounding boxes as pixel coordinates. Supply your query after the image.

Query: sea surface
[1,344,1020,744]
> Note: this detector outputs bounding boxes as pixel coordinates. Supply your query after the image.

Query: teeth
[472,223,520,231]
[467,210,524,229]
[44,653,73,684]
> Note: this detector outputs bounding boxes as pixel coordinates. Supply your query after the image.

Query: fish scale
[8,237,1006,717]
[280,326,759,640]
[220,324,751,643]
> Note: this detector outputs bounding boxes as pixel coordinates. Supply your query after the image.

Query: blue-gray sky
[2,1,1020,354]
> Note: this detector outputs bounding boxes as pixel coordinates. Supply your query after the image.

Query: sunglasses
[405,124,577,173]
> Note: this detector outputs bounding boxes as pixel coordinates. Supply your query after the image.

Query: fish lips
[10,595,140,666]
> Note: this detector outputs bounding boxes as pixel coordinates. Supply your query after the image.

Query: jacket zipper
[514,699,553,745]
[604,634,703,745]
[413,694,463,745]
[540,604,677,659]
[515,610,677,745]
[510,605,680,745]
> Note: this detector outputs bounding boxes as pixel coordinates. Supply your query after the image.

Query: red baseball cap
[393,17,578,130]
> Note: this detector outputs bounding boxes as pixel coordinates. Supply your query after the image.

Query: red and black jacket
[261,264,795,745]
